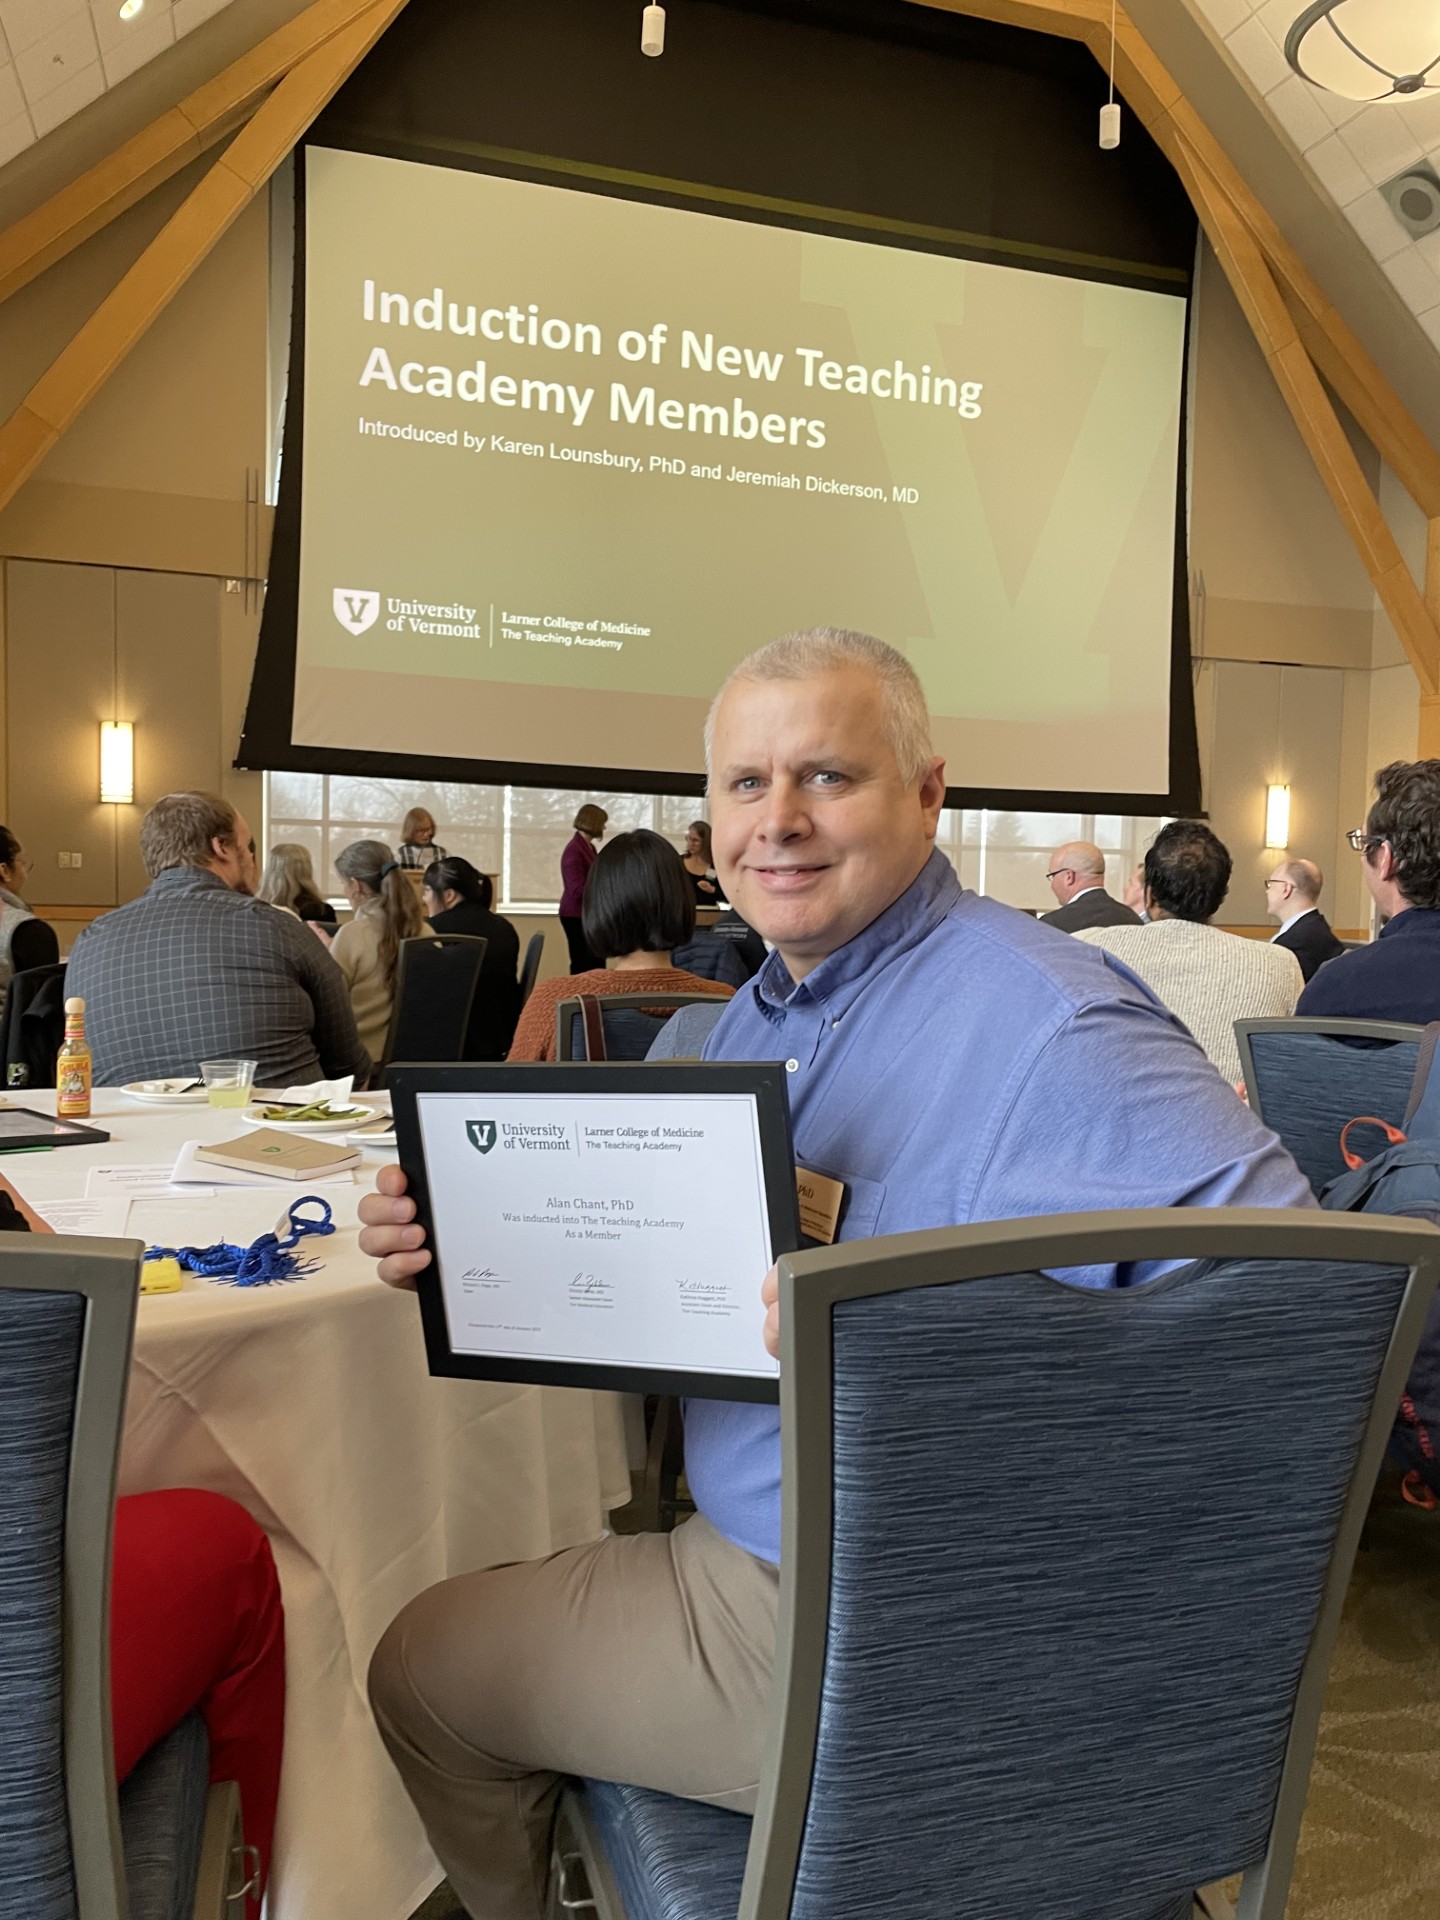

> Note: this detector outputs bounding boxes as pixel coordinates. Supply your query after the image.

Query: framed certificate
[388,1063,799,1400]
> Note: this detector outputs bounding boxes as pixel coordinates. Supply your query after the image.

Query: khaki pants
[368,1516,778,1920]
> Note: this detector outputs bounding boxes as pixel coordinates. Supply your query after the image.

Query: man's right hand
[357,1164,431,1290]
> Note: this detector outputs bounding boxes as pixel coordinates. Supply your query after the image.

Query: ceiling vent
[1380,161,1440,240]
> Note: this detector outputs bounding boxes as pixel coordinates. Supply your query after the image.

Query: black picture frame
[388,1061,799,1401]
[0,1110,112,1152]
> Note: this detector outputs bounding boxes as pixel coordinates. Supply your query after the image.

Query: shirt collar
[1275,906,1316,935]
[1378,906,1440,939]
[150,864,232,894]
[751,847,962,1023]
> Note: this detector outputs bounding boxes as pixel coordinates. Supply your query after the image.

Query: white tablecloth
[3,1091,631,1920]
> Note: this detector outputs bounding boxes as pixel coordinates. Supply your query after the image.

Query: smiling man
[359,628,1310,1920]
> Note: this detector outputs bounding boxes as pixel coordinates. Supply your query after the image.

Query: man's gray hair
[1277,857,1323,902]
[139,791,238,878]
[704,628,935,787]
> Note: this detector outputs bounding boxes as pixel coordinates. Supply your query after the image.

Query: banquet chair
[381,934,487,1077]
[1235,1017,1425,1195]
[0,960,67,1089]
[549,1207,1440,1920]
[0,1233,246,1920]
[555,993,729,1062]
[519,933,546,1008]
[671,931,753,990]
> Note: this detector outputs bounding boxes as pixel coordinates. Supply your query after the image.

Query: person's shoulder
[670,968,734,997]
[930,894,1156,1018]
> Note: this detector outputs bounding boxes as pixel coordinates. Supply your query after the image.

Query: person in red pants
[111,1490,286,1919]
[0,1176,285,1917]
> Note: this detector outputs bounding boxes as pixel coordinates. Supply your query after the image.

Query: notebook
[194,1130,363,1182]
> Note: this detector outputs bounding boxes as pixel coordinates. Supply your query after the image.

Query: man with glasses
[1039,839,1140,932]
[1264,859,1344,983]
[1298,760,1440,1022]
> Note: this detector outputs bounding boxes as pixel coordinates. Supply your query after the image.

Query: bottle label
[57,1061,91,1116]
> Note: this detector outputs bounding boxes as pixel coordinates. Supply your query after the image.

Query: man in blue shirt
[1298,759,1440,1024]
[359,629,1310,1920]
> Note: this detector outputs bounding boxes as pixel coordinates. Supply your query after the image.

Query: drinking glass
[201,1059,257,1109]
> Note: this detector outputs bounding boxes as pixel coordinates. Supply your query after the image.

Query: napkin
[263,1076,357,1109]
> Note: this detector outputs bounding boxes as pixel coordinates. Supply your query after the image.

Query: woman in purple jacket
[559,803,608,972]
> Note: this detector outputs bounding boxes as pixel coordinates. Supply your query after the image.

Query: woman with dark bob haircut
[421,856,522,1059]
[510,829,732,1062]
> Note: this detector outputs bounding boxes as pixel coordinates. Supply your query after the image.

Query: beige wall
[0,179,1430,938]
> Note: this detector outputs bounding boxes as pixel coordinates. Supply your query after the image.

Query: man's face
[212,811,257,894]
[708,665,945,978]
[1046,853,1071,906]
[1264,869,1291,922]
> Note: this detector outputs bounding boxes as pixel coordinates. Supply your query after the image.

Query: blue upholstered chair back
[756,1215,1439,1920]
[0,1285,87,1917]
[556,994,727,1062]
[1236,1018,1422,1196]
[0,1235,141,1920]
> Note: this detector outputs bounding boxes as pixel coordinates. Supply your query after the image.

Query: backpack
[1320,1023,1440,1506]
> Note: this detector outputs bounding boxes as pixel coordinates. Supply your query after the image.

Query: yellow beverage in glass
[207,1084,251,1108]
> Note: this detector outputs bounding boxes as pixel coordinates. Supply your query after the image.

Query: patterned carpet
[409,1486,1440,1920]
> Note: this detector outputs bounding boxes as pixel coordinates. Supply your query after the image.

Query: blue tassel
[144,1196,337,1288]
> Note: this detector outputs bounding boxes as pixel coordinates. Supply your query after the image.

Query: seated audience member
[0,824,59,1015]
[66,793,370,1088]
[0,1174,286,1920]
[257,842,334,924]
[358,628,1312,1920]
[1265,857,1344,983]
[1299,760,1440,1022]
[397,807,446,869]
[331,841,429,1064]
[1122,861,1148,920]
[422,856,522,1059]
[681,819,727,905]
[1040,840,1140,932]
[1077,821,1301,1081]
[509,828,732,1062]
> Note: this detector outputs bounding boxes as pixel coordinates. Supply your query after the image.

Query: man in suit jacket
[1265,857,1344,983]
[1040,841,1141,933]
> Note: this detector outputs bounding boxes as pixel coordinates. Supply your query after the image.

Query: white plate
[347,1123,397,1150]
[239,1104,373,1134]
[122,1079,209,1106]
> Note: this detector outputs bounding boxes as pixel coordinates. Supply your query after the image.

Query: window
[264,774,1165,915]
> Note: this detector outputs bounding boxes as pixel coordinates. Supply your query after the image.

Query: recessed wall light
[118,0,145,20]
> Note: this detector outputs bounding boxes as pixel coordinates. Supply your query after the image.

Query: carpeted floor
[408,1485,1440,1920]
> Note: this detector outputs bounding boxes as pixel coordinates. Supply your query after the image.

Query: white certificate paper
[416,1088,780,1383]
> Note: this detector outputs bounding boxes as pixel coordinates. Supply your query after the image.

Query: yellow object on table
[140,1257,183,1294]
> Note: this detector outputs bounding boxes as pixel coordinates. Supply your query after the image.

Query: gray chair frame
[554,993,728,1063]
[381,933,488,1073]
[0,1234,246,1919]
[1234,1016,1424,1123]
[519,933,546,1009]
[555,1208,1440,1920]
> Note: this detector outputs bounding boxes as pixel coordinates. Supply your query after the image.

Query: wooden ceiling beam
[0,0,393,309]
[0,0,408,517]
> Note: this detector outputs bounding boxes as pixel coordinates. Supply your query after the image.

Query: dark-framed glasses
[1346,827,1383,853]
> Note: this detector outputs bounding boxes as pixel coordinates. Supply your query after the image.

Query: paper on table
[86,1165,205,1200]
[266,1076,356,1107]
[34,1195,132,1237]
[170,1139,357,1189]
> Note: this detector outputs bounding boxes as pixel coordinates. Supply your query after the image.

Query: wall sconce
[100,722,134,805]
[1265,784,1291,850]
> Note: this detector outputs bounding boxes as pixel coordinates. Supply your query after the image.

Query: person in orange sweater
[511,828,732,1061]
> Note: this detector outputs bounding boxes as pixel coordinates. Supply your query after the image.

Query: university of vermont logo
[333,588,380,635]
[467,1120,498,1155]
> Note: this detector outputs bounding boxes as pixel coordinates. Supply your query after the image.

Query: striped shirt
[1075,917,1302,1083]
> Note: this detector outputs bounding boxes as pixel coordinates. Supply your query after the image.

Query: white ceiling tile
[0,55,21,122]
[1226,14,1293,93]
[1306,130,1373,203]
[1266,72,1336,149]
[90,0,173,54]
[1418,304,1440,350]
[1415,226,1440,273]
[172,0,234,37]
[0,0,85,59]
[27,55,101,135]
[0,106,33,165]
[1345,189,1411,261]
[1339,106,1425,185]
[101,10,172,84]
[1312,83,1370,131]
[1253,0,1300,50]
[14,10,98,104]
[1195,0,1255,39]
[1384,247,1440,312]
[1395,90,1440,149]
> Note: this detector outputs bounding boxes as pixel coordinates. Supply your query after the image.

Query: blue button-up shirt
[686,850,1314,1563]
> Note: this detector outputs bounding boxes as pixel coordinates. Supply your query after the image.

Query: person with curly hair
[1298,759,1440,1022]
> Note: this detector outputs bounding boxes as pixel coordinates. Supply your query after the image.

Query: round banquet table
[1,1089,631,1920]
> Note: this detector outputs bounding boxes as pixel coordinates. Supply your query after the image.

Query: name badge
[795,1166,846,1245]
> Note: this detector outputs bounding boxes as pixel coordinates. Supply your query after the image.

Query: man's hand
[357,1164,431,1289]
[762,1263,779,1360]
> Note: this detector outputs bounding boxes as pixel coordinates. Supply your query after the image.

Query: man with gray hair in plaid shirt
[68,791,372,1089]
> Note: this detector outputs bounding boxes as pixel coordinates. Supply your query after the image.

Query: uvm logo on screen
[333,588,380,635]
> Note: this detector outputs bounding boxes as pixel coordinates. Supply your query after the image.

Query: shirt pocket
[796,1164,887,1248]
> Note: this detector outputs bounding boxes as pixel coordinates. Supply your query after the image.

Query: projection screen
[269,144,1191,803]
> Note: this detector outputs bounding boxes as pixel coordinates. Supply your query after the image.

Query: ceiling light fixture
[119,0,145,19]
[1285,0,1440,103]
